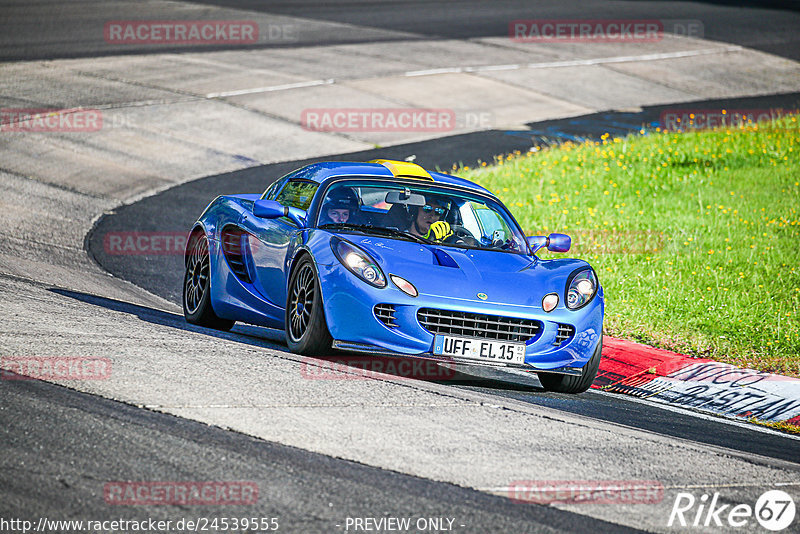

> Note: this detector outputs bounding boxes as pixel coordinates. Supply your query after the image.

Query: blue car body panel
[189,162,604,374]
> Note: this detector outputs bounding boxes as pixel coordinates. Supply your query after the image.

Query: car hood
[346,235,591,308]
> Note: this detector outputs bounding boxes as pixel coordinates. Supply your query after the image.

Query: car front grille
[417,308,541,342]
[554,324,575,346]
[374,304,399,328]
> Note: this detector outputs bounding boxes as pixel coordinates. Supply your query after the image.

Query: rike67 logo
[668,490,795,531]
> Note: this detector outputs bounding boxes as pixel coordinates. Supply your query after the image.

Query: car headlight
[331,238,386,288]
[566,269,597,310]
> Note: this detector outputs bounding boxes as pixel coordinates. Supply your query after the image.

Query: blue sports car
[183,159,603,393]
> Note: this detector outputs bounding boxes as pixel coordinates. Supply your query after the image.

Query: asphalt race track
[3,1,800,533]
[3,372,639,534]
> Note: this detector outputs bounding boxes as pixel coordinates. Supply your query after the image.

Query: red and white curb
[594,338,800,428]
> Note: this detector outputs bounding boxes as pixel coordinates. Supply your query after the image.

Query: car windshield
[316,180,528,254]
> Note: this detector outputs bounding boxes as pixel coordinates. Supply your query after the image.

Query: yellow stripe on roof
[369,159,433,181]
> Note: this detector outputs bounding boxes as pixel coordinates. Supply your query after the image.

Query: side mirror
[527,233,571,254]
[547,233,571,252]
[253,199,286,219]
[253,199,307,228]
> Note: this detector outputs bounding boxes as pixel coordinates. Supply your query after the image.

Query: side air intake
[220,226,251,283]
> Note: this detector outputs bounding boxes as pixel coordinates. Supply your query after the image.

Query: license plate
[433,335,526,365]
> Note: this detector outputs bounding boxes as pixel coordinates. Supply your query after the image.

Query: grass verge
[461,115,800,377]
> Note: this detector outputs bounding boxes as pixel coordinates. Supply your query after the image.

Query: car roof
[291,160,496,198]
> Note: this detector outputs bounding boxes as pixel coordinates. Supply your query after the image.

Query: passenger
[319,188,358,225]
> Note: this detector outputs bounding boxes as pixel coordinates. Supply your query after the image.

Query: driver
[408,196,453,241]
[319,188,358,225]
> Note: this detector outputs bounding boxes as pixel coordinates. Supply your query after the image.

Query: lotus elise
[183,159,604,393]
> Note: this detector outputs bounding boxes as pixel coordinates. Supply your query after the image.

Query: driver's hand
[425,221,453,241]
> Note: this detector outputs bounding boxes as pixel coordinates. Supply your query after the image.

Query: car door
[241,179,318,309]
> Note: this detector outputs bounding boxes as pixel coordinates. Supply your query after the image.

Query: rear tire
[538,335,602,394]
[183,232,235,331]
[285,255,333,355]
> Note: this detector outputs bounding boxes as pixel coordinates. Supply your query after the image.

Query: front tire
[285,255,333,355]
[538,335,602,394]
[183,232,235,331]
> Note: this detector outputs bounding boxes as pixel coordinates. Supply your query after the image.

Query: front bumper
[318,261,604,374]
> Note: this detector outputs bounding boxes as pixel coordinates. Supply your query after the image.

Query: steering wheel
[446,225,479,246]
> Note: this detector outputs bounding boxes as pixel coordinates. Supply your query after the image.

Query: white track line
[404,45,742,76]
[206,78,334,99]
[479,481,800,494]
[477,367,800,439]
[592,388,800,441]
[203,46,743,98]
[403,66,465,76]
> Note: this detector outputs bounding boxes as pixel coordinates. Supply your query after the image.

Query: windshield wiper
[318,223,429,244]
[318,223,367,232]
